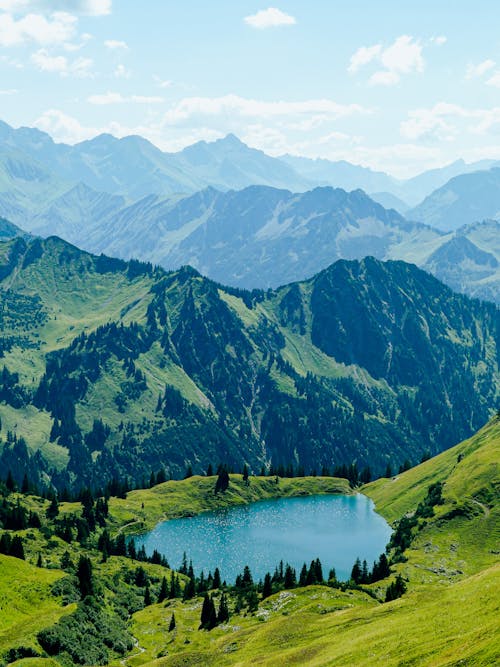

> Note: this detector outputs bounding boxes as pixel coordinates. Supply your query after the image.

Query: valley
[0,415,497,666]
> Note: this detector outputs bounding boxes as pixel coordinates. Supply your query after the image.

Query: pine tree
[76,555,93,598]
[262,572,273,599]
[158,576,168,603]
[144,585,152,606]
[299,563,308,586]
[385,462,393,478]
[212,567,221,589]
[21,474,30,494]
[361,560,369,584]
[284,564,296,589]
[46,496,59,520]
[199,593,217,630]
[351,557,362,584]
[168,612,176,631]
[10,536,25,560]
[5,470,16,492]
[214,466,230,493]
[218,592,229,623]
[179,551,188,575]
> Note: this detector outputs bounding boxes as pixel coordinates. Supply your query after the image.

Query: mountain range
[19,183,499,303]
[0,235,497,491]
[1,119,499,215]
[1,120,500,303]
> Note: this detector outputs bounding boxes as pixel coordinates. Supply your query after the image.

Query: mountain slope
[76,185,441,289]
[409,167,500,230]
[0,236,497,491]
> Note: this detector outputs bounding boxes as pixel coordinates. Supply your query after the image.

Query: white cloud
[161,94,367,125]
[153,76,173,89]
[244,7,296,29]
[0,10,76,46]
[31,47,93,76]
[486,72,500,88]
[0,1,111,15]
[87,91,163,104]
[466,59,496,79]
[63,32,92,51]
[114,63,130,78]
[348,44,381,74]
[33,108,99,142]
[431,35,447,45]
[0,88,18,94]
[349,35,424,86]
[369,70,399,86]
[104,38,127,50]
[400,102,500,141]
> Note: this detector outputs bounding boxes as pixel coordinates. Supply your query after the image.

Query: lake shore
[107,475,353,535]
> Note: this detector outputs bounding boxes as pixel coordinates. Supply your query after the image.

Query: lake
[134,493,392,583]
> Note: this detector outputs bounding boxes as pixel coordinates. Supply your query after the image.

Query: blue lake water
[134,493,392,583]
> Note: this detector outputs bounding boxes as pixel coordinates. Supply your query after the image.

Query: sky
[0,0,500,177]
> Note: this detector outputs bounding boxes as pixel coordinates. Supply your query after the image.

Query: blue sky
[0,1,500,176]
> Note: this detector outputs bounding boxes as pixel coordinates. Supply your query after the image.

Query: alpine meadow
[0,3,498,667]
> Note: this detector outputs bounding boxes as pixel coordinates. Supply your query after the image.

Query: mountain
[280,154,399,195]
[0,235,497,492]
[396,158,497,207]
[0,216,27,240]
[175,134,310,192]
[409,167,500,230]
[423,235,498,302]
[1,120,498,220]
[0,122,312,207]
[281,153,498,206]
[28,182,126,240]
[369,191,410,214]
[69,185,442,290]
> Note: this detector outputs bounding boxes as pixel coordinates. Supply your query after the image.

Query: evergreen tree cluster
[0,532,25,559]
[350,553,391,585]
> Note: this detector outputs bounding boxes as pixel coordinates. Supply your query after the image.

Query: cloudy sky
[1,0,499,177]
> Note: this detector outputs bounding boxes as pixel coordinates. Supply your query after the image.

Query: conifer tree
[262,572,273,599]
[158,576,168,603]
[218,592,229,623]
[168,612,176,631]
[10,535,24,560]
[76,555,93,598]
[284,564,296,589]
[351,557,362,584]
[212,567,221,590]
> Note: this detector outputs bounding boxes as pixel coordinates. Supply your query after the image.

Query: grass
[108,475,352,534]
[363,416,500,523]
[1,419,498,667]
[0,554,75,658]
[111,416,499,666]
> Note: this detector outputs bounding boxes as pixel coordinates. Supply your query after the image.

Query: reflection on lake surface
[134,493,392,583]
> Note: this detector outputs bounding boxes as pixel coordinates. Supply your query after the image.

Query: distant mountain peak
[215,133,247,148]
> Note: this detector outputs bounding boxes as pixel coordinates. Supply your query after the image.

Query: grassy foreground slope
[127,416,500,667]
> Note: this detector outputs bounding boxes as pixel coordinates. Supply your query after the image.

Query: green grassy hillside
[0,418,498,666]
[120,416,499,666]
